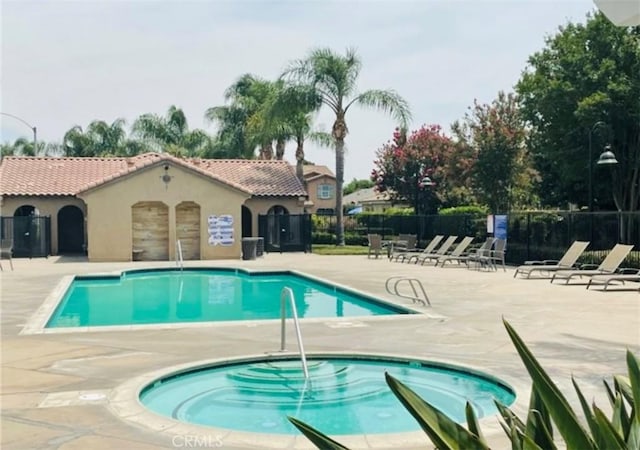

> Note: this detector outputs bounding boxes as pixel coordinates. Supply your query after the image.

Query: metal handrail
[175,240,184,271]
[385,276,431,306]
[280,287,309,379]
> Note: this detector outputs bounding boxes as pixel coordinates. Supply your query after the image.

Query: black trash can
[242,238,259,260]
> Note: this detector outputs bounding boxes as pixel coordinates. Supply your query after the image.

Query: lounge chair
[513,241,590,279]
[367,234,383,259]
[550,244,634,284]
[388,234,417,259]
[0,239,13,271]
[409,235,458,265]
[435,236,475,267]
[471,238,507,271]
[586,269,640,291]
[393,235,443,262]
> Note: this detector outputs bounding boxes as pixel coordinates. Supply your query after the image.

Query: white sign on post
[208,215,234,246]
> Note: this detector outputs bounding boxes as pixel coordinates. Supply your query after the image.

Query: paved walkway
[1,254,638,449]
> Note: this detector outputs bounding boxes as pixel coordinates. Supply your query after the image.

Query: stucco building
[302,165,336,214]
[0,153,307,261]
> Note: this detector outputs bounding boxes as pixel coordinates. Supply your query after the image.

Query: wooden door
[176,202,200,260]
[132,202,169,261]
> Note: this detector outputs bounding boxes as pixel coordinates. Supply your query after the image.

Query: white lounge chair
[410,236,458,265]
[550,244,634,285]
[394,235,444,263]
[514,241,590,279]
[586,269,640,291]
[435,236,475,267]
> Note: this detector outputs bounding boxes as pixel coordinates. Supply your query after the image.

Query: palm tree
[133,105,210,157]
[86,119,129,156]
[63,125,94,157]
[282,47,412,245]
[206,74,278,160]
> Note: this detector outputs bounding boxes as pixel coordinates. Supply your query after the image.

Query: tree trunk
[275,138,286,160]
[259,142,274,160]
[333,116,348,246]
[295,135,304,183]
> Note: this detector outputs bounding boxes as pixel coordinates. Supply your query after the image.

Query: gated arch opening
[57,205,85,254]
[132,201,169,261]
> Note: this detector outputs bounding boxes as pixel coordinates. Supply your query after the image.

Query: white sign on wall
[208,214,234,246]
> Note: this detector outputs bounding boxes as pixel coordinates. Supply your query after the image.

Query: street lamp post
[1,112,37,154]
[587,121,607,212]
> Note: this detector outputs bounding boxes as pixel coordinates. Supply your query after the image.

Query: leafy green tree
[205,74,275,160]
[516,11,640,212]
[343,178,374,195]
[133,105,210,157]
[283,47,412,245]
[453,92,536,213]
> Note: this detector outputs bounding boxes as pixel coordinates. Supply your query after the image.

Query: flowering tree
[371,125,461,214]
[453,91,536,213]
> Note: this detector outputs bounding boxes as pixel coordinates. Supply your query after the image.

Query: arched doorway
[241,205,252,238]
[57,206,85,254]
[175,202,200,260]
[132,202,169,261]
[12,205,41,257]
[267,205,288,250]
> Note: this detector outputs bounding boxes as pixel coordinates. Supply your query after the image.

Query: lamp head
[597,145,618,165]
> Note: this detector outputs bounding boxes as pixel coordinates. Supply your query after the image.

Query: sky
[1,0,596,181]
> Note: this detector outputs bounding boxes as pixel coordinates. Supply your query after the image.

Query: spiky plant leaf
[503,319,596,450]
[604,379,617,407]
[610,393,626,438]
[572,377,609,449]
[592,405,626,449]
[464,401,487,444]
[495,400,526,433]
[288,417,350,450]
[614,375,634,405]
[385,372,489,450]
[525,387,554,448]
[628,351,640,424]
[517,429,546,450]
[527,410,557,450]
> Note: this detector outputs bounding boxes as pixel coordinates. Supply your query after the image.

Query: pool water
[140,356,516,435]
[46,269,409,328]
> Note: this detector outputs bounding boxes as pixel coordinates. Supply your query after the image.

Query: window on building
[317,184,333,199]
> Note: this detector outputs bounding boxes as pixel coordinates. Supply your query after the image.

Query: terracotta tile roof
[302,164,335,181]
[0,153,307,198]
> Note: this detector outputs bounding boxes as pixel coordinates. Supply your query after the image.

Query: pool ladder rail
[279,287,310,380]
[175,240,184,271]
[385,276,431,306]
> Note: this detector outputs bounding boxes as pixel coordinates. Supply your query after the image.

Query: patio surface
[1,253,639,449]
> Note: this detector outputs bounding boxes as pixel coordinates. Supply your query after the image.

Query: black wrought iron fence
[0,216,51,258]
[312,211,640,267]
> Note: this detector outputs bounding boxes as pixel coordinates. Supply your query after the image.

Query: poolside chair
[367,234,383,259]
[586,268,640,291]
[409,235,458,265]
[0,239,13,271]
[388,234,418,260]
[435,236,475,267]
[513,241,590,279]
[550,244,634,285]
[472,238,507,271]
[393,235,443,263]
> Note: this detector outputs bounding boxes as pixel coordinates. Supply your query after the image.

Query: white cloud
[1,0,594,180]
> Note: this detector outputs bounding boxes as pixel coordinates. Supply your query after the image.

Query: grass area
[311,244,370,255]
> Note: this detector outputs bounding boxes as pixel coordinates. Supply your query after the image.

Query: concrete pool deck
[1,253,639,449]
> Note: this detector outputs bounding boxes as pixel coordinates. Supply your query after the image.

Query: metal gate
[258,214,311,253]
[0,216,51,258]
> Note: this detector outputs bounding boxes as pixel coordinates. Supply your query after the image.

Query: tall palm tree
[133,105,210,157]
[86,118,129,156]
[206,74,278,160]
[282,47,412,245]
[63,125,94,157]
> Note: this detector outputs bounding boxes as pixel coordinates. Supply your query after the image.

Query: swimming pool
[46,268,411,328]
[140,354,516,435]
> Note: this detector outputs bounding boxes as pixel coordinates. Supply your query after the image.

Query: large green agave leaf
[525,387,555,449]
[614,375,634,405]
[592,405,626,449]
[503,319,595,450]
[517,429,546,450]
[495,400,526,432]
[628,351,640,424]
[527,410,557,450]
[287,417,350,450]
[465,401,487,444]
[385,372,489,450]
[572,377,607,448]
